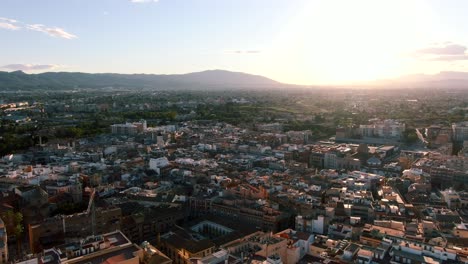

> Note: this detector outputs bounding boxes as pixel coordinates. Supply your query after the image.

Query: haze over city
[2,0,468,84]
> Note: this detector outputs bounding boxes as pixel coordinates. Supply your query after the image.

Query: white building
[111,120,147,135]
[149,157,170,175]
[359,119,405,138]
[295,215,325,234]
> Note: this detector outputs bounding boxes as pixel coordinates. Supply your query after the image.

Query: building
[359,125,375,138]
[141,241,172,264]
[149,157,170,175]
[121,206,185,243]
[295,215,325,234]
[0,218,7,264]
[390,240,458,264]
[286,130,312,144]
[195,249,234,264]
[452,121,468,142]
[28,207,122,253]
[324,151,360,171]
[426,125,452,146]
[222,231,288,264]
[111,120,147,135]
[210,198,290,232]
[160,226,216,264]
[440,189,461,209]
[359,119,405,139]
[275,229,314,263]
[37,230,143,264]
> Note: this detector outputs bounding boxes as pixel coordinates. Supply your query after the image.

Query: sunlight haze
[2,0,468,84]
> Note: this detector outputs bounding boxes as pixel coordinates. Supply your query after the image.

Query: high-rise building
[452,121,468,142]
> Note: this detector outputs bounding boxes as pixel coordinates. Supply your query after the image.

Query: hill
[371,71,468,89]
[0,69,282,90]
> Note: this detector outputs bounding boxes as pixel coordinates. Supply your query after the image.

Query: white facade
[295,215,325,234]
[149,157,170,175]
[359,119,405,138]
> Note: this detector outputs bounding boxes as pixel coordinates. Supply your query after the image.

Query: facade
[222,231,289,264]
[111,120,147,135]
[0,218,7,264]
[160,227,215,264]
[28,207,122,253]
[121,207,185,243]
[295,215,325,234]
[452,121,468,142]
[141,241,172,264]
[149,157,170,175]
[273,229,315,264]
[359,125,375,138]
[454,223,468,238]
[210,198,290,232]
[324,152,360,171]
[40,230,143,264]
[359,119,405,139]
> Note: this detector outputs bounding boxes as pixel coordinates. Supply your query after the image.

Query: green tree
[402,129,418,144]
[1,210,24,254]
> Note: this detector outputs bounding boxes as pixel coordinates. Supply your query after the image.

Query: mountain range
[370,71,468,89]
[0,70,281,90]
[1,69,468,90]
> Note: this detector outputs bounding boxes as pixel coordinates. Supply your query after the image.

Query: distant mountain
[0,69,282,90]
[374,71,468,89]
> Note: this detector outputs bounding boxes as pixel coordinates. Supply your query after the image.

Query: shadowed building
[0,218,7,264]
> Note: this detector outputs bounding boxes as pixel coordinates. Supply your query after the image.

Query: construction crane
[62,188,96,238]
[86,188,97,236]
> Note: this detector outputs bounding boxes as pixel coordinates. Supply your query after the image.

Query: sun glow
[263,0,438,84]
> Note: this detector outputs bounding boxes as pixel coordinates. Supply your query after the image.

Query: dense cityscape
[3,0,468,263]
[0,85,467,264]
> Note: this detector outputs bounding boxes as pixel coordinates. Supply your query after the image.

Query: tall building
[452,121,468,142]
[359,119,405,139]
[359,125,375,137]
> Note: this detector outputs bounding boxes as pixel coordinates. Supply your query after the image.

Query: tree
[1,210,24,254]
[402,129,419,144]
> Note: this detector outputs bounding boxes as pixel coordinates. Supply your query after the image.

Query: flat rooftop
[70,244,140,264]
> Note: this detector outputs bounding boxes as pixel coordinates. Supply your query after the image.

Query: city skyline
[2,0,468,84]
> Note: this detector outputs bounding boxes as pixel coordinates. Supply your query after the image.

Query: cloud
[225,50,261,54]
[0,17,17,23]
[0,22,20,30]
[1,64,60,71]
[413,42,468,61]
[0,17,77,39]
[130,0,159,3]
[0,17,21,30]
[431,55,468,61]
[415,43,466,55]
[27,24,77,39]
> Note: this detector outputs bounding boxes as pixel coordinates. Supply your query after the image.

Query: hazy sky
[1,0,468,84]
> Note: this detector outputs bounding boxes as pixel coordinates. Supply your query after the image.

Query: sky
[2,0,468,85]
